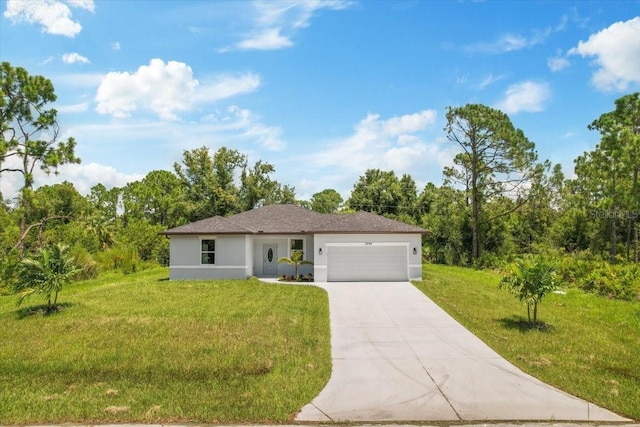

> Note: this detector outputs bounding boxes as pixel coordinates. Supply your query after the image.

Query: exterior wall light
[413,247,417,255]
[319,247,323,255]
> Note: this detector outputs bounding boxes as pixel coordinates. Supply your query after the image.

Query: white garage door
[327,244,408,282]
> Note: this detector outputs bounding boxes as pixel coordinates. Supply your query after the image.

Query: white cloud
[288,110,455,199]
[224,0,351,51]
[381,110,437,136]
[311,110,441,171]
[66,0,95,12]
[466,28,551,54]
[62,52,90,64]
[547,55,570,72]
[202,105,285,151]
[94,59,260,120]
[236,28,293,50]
[41,163,144,195]
[495,81,551,114]
[0,156,140,200]
[111,41,121,51]
[477,73,504,90]
[56,102,89,113]
[193,73,261,104]
[3,0,94,38]
[569,17,640,91]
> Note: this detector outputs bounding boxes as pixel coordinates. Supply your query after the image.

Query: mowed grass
[0,268,331,424]
[414,263,640,421]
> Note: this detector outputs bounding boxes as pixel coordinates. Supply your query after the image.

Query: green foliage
[421,185,471,265]
[347,169,403,216]
[69,245,99,281]
[239,159,284,210]
[0,62,80,189]
[93,245,142,275]
[13,243,80,310]
[541,250,640,300]
[1,62,81,257]
[278,250,313,279]
[118,219,168,263]
[87,183,120,223]
[577,263,639,300]
[548,206,593,252]
[576,92,640,261]
[85,213,117,251]
[444,103,540,261]
[0,250,20,295]
[310,188,343,213]
[499,255,558,323]
[121,170,186,227]
[174,146,296,221]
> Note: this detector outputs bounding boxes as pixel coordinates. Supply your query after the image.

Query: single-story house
[161,204,427,282]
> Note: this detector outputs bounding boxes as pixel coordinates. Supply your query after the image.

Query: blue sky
[1,0,639,201]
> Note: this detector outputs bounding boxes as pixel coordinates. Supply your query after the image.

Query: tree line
[1,61,638,300]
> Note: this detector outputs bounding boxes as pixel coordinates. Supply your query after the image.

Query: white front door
[263,244,278,276]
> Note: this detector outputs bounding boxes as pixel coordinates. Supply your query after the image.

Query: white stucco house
[161,204,427,282]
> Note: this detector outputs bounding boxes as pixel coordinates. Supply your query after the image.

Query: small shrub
[578,263,640,300]
[476,252,508,270]
[153,240,170,266]
[94,245,141,274]
[0,251,20,296]
[13,243,80,311]
[499,255,558,324]
[70,245,99,280]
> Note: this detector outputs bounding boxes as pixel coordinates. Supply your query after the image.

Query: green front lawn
[414,263,640,421]
[0,268,331,424]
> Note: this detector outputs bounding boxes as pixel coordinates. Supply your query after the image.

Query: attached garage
[326,243,409,282]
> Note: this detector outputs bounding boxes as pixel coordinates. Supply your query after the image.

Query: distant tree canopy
[0,62,80,190]
[1,61,80,255]
[173,146,296,222]
[310,189,343,213]
[443,104,541,262]
[1,59,638,297]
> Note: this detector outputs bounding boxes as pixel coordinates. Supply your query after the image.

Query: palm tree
[278,250,313,279]
[86,214,116,250]
[15,243,80,311]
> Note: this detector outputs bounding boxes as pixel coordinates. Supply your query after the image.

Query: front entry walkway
[296,282,630,422]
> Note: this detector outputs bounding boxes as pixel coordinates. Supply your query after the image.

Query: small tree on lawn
[278,250,313,280]
[14,243,80,311]
[499,255,558,324]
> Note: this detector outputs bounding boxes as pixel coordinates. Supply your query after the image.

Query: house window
[290,238,304,257]
[201,239,215,264]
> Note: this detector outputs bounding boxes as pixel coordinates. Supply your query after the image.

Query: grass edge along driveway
[414,263,640,421]
[0,268,331,424]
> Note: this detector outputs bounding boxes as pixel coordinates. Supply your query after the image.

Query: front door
[263,244,278,276]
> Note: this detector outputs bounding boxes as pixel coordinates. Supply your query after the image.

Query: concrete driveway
[296,281,630,422]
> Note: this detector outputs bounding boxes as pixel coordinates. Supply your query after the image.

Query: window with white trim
[201,239,215,264]
[290,238,304,257]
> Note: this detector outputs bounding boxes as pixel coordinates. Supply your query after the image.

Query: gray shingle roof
[161,215,252,235]
[162,204,427,235]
